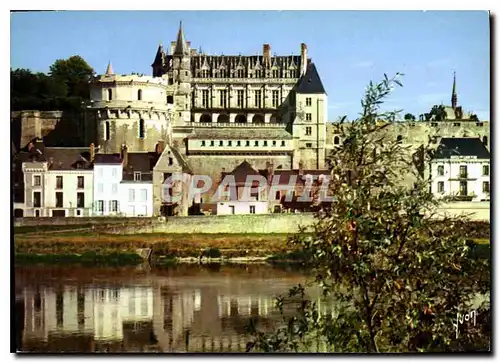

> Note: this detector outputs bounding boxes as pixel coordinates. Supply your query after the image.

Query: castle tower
[292,61,327,169]
[170,22,192,126]
[451,71,457,110]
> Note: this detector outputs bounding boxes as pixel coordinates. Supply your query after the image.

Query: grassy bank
[14,227,490,266]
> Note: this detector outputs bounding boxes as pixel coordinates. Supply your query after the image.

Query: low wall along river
[14,202,489,234]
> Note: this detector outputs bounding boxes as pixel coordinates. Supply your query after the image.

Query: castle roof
[296,63,326,94]
[433,137,490,159]
[152,43,165,66]
[173,22,189,56]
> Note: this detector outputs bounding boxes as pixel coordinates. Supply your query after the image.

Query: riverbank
[14,227,490,266]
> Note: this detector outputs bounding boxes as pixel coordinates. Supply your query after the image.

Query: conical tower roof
[105,61,114,75]
[173,21,189,56]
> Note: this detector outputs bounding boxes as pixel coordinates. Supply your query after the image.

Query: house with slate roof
[430,137,490,202]
[21,141,95,217]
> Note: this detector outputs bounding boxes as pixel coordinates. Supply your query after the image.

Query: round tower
[88,63,174,153]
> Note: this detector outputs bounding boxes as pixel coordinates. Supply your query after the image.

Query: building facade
[21,145,94,217]
[429,138,490,202]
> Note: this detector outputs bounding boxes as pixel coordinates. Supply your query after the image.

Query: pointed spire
[105,61,114,76]
[451,71,458,109]
[174,21,189,56]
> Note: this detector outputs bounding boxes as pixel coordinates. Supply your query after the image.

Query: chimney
[121,144,128,167]
[156,140,165,155]
[300,43,308,76]
[263,44,271,66]
[90,143,95,162]
[298,161,304,176]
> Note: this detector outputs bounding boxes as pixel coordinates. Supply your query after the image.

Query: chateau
[86,23,327,186]
[12,23,490,218]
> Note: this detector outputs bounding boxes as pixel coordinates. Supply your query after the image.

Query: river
[14,263,326,353]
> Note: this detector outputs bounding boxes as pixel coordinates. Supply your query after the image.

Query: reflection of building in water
[217,295,274,317]
[21,285,153,343]
[93,286,153,341]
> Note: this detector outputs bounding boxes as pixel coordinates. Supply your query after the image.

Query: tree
[404,113,416,121]
[429,105,447,121]
[49,55,94,99]
[246,74,490,353]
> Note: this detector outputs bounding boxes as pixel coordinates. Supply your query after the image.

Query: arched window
[137,89,142,101]
[237,69,244,78]
[105,121,110,141]
[334,136,340,145]
[272,69,279,78]
[107,88,113,101]
[168,157,173,166]
[139,119,145,139]
[483,135,488,146]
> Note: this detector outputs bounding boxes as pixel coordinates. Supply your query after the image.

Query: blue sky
[10,10,490,120]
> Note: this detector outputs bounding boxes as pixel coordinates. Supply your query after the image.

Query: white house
[92,152,123,216]
[430,137,490,202]
[21,143,94,217]
[216,161,269,215]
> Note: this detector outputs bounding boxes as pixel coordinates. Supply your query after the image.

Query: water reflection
[15,264,317,353]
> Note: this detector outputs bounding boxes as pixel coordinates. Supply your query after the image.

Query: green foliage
[11,55,94,112]
[404,113,416,121]
[430,104,447,121]
[246,74,490,353]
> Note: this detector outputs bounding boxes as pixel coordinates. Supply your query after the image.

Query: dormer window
[134,172,141,181]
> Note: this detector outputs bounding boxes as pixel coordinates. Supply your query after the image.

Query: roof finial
[451,71,457,109]
[105,61,114,76]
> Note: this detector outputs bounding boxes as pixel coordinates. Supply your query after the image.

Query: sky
[10,10,490,121]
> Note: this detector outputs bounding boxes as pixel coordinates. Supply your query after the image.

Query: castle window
[483,165,489,176]
[134,172,142,181]
[219,141,223,146]
[237,69,244,78]
[168,157,173,166]
[437,181,444,193]
[138,89,143,101]
[305,127,312,136]
[255,90,262,108]
[437,165,444,176]
[167,95,174,104]
[237,90,244,107]
[228,141,232,146]
[255,70,262,78]
[306,113,312,121]
[210,141,214,146]
[306,143,312,148]
[272,90,280,108]
[202,90,209,108]
[237,141,241,146]
[107,88,112,101]
[476,122,484,127]
[246,140,250,146]
[201,140,206,147]
[453,122,461,127]
[255,141,259,146]
[272,140,276,146]
[281,141,285,146]
[139,119,145,139]
[272,69,279,78]
[219,90,227,108]
[397,135,403,143]
[105,121,110,141]
[263,141,268,146]
[334,136,340,145]
[220,69,226,78]
[306,97,312,106]
[483,136,488,146]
